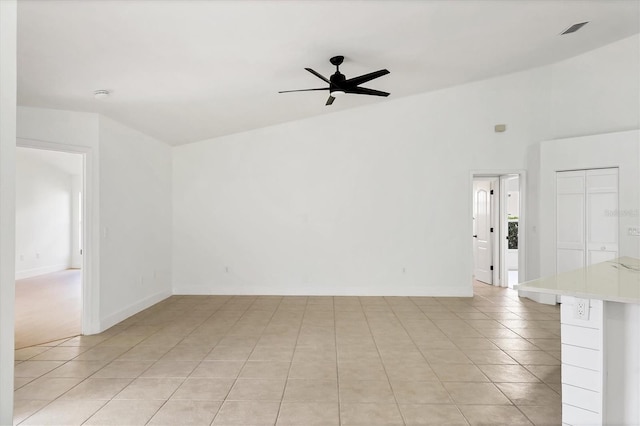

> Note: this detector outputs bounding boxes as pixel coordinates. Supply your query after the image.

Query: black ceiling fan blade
[305,68,331,84]
[279,88,329,94]
[345,87,390,97]
[343,69,390,87]
[326,95,335,106]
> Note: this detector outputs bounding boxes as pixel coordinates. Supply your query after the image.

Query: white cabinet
[556,168,618,274]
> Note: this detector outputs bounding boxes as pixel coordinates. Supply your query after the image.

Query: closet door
[556,171,586,274]
[586,168,618,265]
[556,168,619,274]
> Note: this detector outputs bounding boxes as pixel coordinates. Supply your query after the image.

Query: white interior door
[557,171,586,273]
[473,180,492,283]
[586,168,618,265]
[556,168,618,274]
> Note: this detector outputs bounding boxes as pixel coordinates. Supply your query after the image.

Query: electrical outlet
[574,298,590,320]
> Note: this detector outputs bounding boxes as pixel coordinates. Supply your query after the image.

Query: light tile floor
[14,282,561,425]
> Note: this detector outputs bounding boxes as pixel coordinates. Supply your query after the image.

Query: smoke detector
[93,90,110,100]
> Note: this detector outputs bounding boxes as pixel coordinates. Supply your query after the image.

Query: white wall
[525,34,640,280]
[0,0,17,422]
[538,130,640,279]
[173,35,639,297]
[16,107,173,332]
[71,174,82,268]
[98,116,173,329]
[15,149,74,278]
[173,67,550,297]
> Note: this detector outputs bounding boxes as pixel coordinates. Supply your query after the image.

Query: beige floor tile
[212,400,280,425]
[477,329,522,339]
[61,378,132,400]
[14,377,34,390]
[383,361,438,382]
[31,346,88,361]
[161,345,212,362]
[12,399,50,424]
[458,405,533,425]
[463,349,517,365]
[391,381,452,404]
[114,377,184,400]
[74,346,130,362]
[340,402,404,425]
[97,334,148,347]
[148,400,221,425]
[415,338,458,350]
[44,360,108,379]
[190,360,244,378]
[227,378,286,400]
[339,380,395,403]
[450,338,499,350]
[518,402,562,425]
[289,361,337,380]
[277,402,339,425]
[238,360,291,379]
[523,365,561,384]
[14,347,49,361]
[248,345,295,361]
[91,360,154,378]
[504,351,560,366]
[399,404,469,425]
[431,364,489,382]
[115,345,170,361]
[527,338,561,351]
[283,379,338,402]
[443,382,512,405]
[490,338,540,352]
[14,377,83,400]
[140,360,199,378]
[59,335,109,347]
[422,349,472,364]
[14,361,65,378]
[338,361,386,381]
[171,377,234,400]
[478,364,541,383]
[84,399,165,425]
[495,383,560,406]
[292,347,337,363]
[20,399,106,425]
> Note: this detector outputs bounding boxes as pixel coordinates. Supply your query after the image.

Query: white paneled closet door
[556,168,618,274]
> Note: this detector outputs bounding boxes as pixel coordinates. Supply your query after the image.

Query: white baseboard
[98,289,171,332]
[15,264,69,280]
[172,284,473,298]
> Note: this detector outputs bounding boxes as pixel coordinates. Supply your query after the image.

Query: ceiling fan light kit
[279,55,390,106]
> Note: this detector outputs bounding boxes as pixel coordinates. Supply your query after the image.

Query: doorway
[14,146,85,348]
[471,172,525,289]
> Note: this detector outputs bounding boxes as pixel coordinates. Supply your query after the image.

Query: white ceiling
[17,0,639,146]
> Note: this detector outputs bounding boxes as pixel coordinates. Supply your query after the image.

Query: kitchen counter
[516,257,640,426]
[516,257,640,303]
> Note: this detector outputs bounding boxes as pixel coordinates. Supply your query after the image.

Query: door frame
[470,170,526,288]
[16,138,98,335]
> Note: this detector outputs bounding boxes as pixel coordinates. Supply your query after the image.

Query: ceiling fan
[279,56,390,106]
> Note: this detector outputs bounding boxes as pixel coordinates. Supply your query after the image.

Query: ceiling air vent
[561,21,589,35]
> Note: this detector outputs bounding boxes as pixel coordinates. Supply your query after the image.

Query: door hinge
[490,227,494,232]
[490,265,494,271]
[490,189,494,195]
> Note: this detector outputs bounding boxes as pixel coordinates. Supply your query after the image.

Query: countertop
[516,257,640,304]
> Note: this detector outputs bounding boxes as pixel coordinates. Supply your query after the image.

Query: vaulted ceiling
[17,0,639,146]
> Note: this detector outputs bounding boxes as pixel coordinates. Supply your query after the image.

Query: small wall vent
[561,22,589,35]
